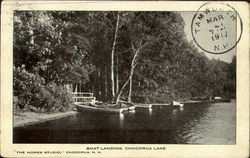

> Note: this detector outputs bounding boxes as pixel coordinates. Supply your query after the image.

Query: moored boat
[172,101,184,107]
[214,96,231,103]
[75,102,135,114]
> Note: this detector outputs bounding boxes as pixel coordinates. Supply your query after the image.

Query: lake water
[14,100,236,144]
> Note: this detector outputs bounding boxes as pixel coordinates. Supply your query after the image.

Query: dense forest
[13,11,236,113]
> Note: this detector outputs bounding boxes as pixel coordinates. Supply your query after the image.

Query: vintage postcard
[1,1,249,157]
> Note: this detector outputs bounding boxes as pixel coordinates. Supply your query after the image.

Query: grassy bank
[14,111,78,128]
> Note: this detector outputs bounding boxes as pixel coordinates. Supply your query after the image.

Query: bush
[14,66,45,110]
[44,83,74,112]
[13,66,74,113]
[13,96,20,115]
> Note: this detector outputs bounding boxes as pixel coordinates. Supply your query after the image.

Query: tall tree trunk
[111,12,120,102]
[79,81,81,92]
[98,68,101,96]
[116,54,119,94]
[104,67,108,100]
[101,66,106,100]
[127,76,132,103]
[29,18,34,45]
[94,70,99,98]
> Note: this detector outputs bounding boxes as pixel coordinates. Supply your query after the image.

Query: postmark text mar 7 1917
[191,2,243,54]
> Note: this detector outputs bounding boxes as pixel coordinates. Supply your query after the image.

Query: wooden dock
[135,104,153,109]
[135,103,172,109]
[135,100,212,109]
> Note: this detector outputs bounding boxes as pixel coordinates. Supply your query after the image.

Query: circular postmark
[191,2,243,54]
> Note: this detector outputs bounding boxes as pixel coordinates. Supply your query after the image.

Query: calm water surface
[14,100,236,144]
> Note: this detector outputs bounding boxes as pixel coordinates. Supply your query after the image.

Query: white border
[1,1,249,157]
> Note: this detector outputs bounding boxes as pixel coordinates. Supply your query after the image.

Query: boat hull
[75,103,134,114]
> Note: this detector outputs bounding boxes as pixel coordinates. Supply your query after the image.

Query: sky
[179,12,235,63]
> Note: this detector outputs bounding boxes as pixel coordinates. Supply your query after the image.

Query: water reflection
[148,108,152,116]
[119,113,124,128]
[180,106,184,111]
[172,108,178,115]
[14,101,236,144]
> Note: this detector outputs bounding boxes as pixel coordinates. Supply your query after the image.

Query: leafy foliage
[13,11,236,113]
[13,66,74,113]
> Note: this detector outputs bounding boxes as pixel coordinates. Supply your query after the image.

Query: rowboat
[214,97,231,103]
[75,102,135,114]
[172,101,184,107]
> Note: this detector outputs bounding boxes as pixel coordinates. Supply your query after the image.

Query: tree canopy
[13,11,236,112]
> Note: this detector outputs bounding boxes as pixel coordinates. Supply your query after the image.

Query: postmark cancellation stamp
[191,2,243,54]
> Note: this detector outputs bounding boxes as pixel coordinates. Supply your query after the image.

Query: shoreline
[14,111,78,128]
[14,99,233,128]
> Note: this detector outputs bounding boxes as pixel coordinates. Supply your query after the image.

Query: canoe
[75,103,135,114]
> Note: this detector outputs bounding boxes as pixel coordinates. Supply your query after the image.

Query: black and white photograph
[1,1,249,158]
[13,9,237,144]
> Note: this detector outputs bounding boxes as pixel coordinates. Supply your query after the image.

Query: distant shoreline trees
[13,11,236,113]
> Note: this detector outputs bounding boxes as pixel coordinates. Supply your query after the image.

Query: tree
[115,12,186,103]
[111,12,120,101]
[115,40,149,103]
[13,11,95,112]
[14,10,236,111]
[14,11,95,85]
